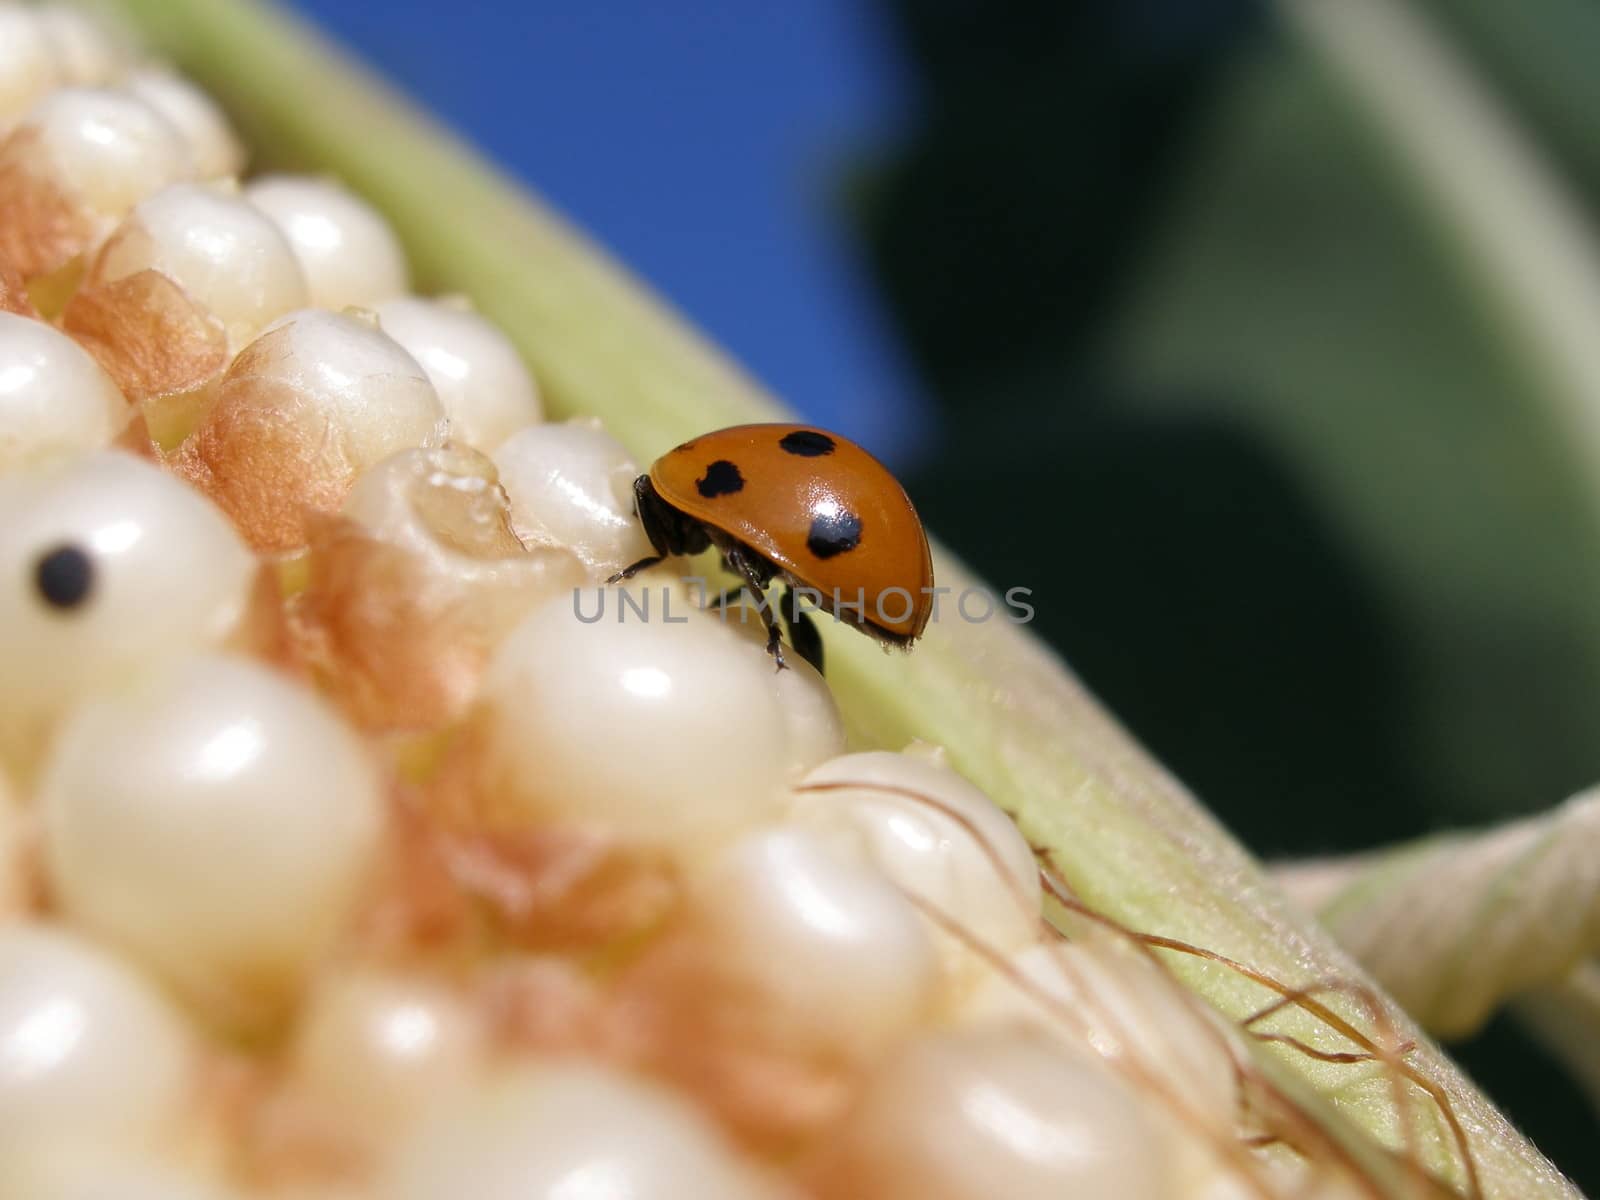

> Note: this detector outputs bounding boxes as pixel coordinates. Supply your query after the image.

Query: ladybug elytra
[611,424,934,673]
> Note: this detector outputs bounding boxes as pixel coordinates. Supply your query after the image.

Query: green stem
[99,1,1581,1194]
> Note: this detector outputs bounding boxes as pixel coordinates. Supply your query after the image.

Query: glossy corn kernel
[176,307,447,551]
[0,86,192,281]
[0,310,127,470]
[246,174,408,310]
[0,450,255,775]
[491,416,654,577]
[40,654,385,1026]
[0,923,195,1156]
[376,295,542,452]
[124,69,244,180]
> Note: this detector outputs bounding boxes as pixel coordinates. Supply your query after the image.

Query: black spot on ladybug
[696,459,745,498]
[807,509,862,559]
[34,544,94,611]
[779,430,836,457]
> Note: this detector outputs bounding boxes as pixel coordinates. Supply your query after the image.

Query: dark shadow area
[904,401,1431,857]
[1455,1013,1600,1198]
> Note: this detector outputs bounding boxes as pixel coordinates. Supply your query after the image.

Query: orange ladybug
[611,424,934,672]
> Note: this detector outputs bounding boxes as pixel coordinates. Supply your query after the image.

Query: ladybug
[611,423,934,673]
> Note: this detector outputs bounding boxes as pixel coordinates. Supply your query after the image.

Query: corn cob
[0,3,1581,1198]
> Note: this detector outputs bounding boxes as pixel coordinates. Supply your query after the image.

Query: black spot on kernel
[779,430,835,457]
[34,544,94,611]
[697,460,745,498]
[807,509,862,558]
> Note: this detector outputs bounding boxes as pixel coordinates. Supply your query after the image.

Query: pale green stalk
[97,1,1581,1194]
[1275,789,1600,1038]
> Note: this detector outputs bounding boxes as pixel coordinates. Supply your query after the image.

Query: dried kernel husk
[289,445,586,731]
[173,311,445,552]
[0,127,93,280]
[61,266,228,439]
[0,254,38,317]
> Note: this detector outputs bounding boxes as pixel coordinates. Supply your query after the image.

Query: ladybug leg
[701,585,750,611]
[608,556,661,583]
[609,476,709,582]
[723,546,787,671]
[781,585,824,675]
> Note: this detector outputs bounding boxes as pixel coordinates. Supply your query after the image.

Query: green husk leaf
[1274,787,1600,1039]
[97,0,1580,1194]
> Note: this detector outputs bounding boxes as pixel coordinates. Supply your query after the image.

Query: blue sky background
[282,0,929,465]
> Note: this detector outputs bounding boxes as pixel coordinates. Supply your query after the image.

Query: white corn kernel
[36,6,125,87]
[0,450,255,775]
[6,87,192,261]
[0,310,126,471]
[790,748,1043,970]
[0,7,58,131]
[963,937,1241,1123]
[179,308,447,551]
[0,924,193,1156]
[474,581,841,852]
[89,182,308,351]
[40,655,385,1025]
[771,642,852,776]
[376,296,541,452]
[246,174,408,310]
[0,1148,237,1200]
[820,1028,1175,1200]
[383,1064,770,1200]
[247,309,445,474]
[490,417,654,578]
[125,69,244,180]
[25,86,191,214]
[291,970,485,1137]
[695,826,940,1053]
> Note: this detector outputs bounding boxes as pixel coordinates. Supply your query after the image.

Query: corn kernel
[297,445,585,730]
[35,5,125,88]
[963,937,1241,1122]
[246,174,408,310]
[382,1064,775,1200]
[491,417,654,577]
[0,450,254,774]
[86,180,308,350]
[0,1148,236,1200]
[0,923,194,1156]
[125,69,245,181]
[790,748,1044,975]
[177,307,447,551]
[692,826,941,1054]
[816,1028,1176,1200]
[0,6,58,132]
[39,655,385,1026]
[0,310,126,471]
[472,581,842,852]
[0,87,192,278]
[289,969,486,1139]
[376,295,542,452]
